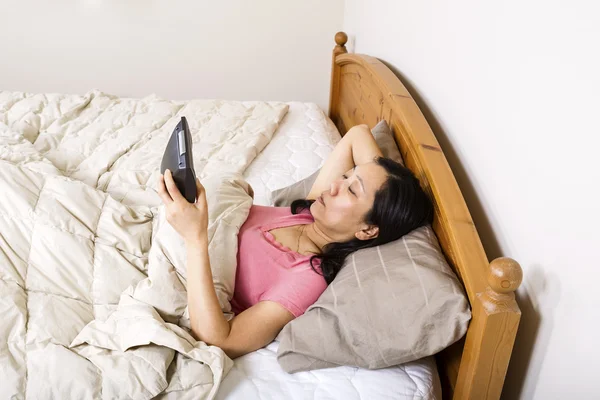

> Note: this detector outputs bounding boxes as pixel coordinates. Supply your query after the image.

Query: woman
[158,124,433,359]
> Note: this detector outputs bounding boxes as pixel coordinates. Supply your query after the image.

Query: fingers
[157,174,173,205]
[163,169,185,203]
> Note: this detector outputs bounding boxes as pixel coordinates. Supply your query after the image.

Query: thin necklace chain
[296,224,306,253]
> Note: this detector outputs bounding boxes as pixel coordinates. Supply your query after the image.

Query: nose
[330,179,341,196]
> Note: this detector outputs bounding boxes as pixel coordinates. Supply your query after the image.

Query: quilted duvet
[0,90,289,399]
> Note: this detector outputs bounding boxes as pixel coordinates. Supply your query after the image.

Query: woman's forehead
[348,163,386,193]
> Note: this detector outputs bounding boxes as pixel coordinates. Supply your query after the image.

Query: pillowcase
[270,120,400,206]
[371,119,404,165]
[271,120,471,372]
[275,225,471,372]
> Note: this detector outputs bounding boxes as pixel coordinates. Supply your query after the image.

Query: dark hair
[291,157,434,284]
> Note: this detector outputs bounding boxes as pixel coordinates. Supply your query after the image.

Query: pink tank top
[230,205,328,318]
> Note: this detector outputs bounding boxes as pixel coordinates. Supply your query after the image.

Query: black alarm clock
[160,116,197,203]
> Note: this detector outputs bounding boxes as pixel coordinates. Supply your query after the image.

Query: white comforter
[0,90,289,399]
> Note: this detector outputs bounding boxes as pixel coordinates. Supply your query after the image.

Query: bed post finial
[487,257,523,296]
[335,32,348,47]
[329,32,349,125]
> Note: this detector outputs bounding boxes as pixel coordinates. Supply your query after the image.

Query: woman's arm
[158,170,231,344]
[185,237,231,345]
[306,124,383,200]
[186,237,295,358]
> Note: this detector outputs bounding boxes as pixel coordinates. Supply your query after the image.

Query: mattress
[229,102,443,400]
[217,341,441,400]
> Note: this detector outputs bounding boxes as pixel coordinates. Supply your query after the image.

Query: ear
[355,225,379,241]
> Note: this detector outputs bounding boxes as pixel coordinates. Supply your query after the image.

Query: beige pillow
[371,119,404,165]
[276,225,471,372]
[270,120,400,206]
[271,168,320,207]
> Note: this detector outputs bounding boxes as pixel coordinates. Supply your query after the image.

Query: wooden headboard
[328,32,523,400]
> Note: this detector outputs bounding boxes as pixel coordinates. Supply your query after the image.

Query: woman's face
[310,162,388,242]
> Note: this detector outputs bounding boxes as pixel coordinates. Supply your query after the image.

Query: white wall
[344,1,599,399]
[0,0,344,111]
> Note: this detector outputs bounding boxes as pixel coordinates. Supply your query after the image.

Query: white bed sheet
[228,102,442,400]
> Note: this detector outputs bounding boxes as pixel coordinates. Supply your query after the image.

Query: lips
[317,195,325,205]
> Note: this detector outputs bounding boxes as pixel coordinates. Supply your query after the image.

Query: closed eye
[342,174,357,196]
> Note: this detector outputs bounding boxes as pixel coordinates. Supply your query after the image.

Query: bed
[0,32,522,400]
[209,32,523,400]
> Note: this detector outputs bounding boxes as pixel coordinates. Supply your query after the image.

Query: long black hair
[291,157,434,284]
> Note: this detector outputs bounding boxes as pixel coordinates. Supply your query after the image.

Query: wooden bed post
[454,257,522,399]
[328,32,348,128]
